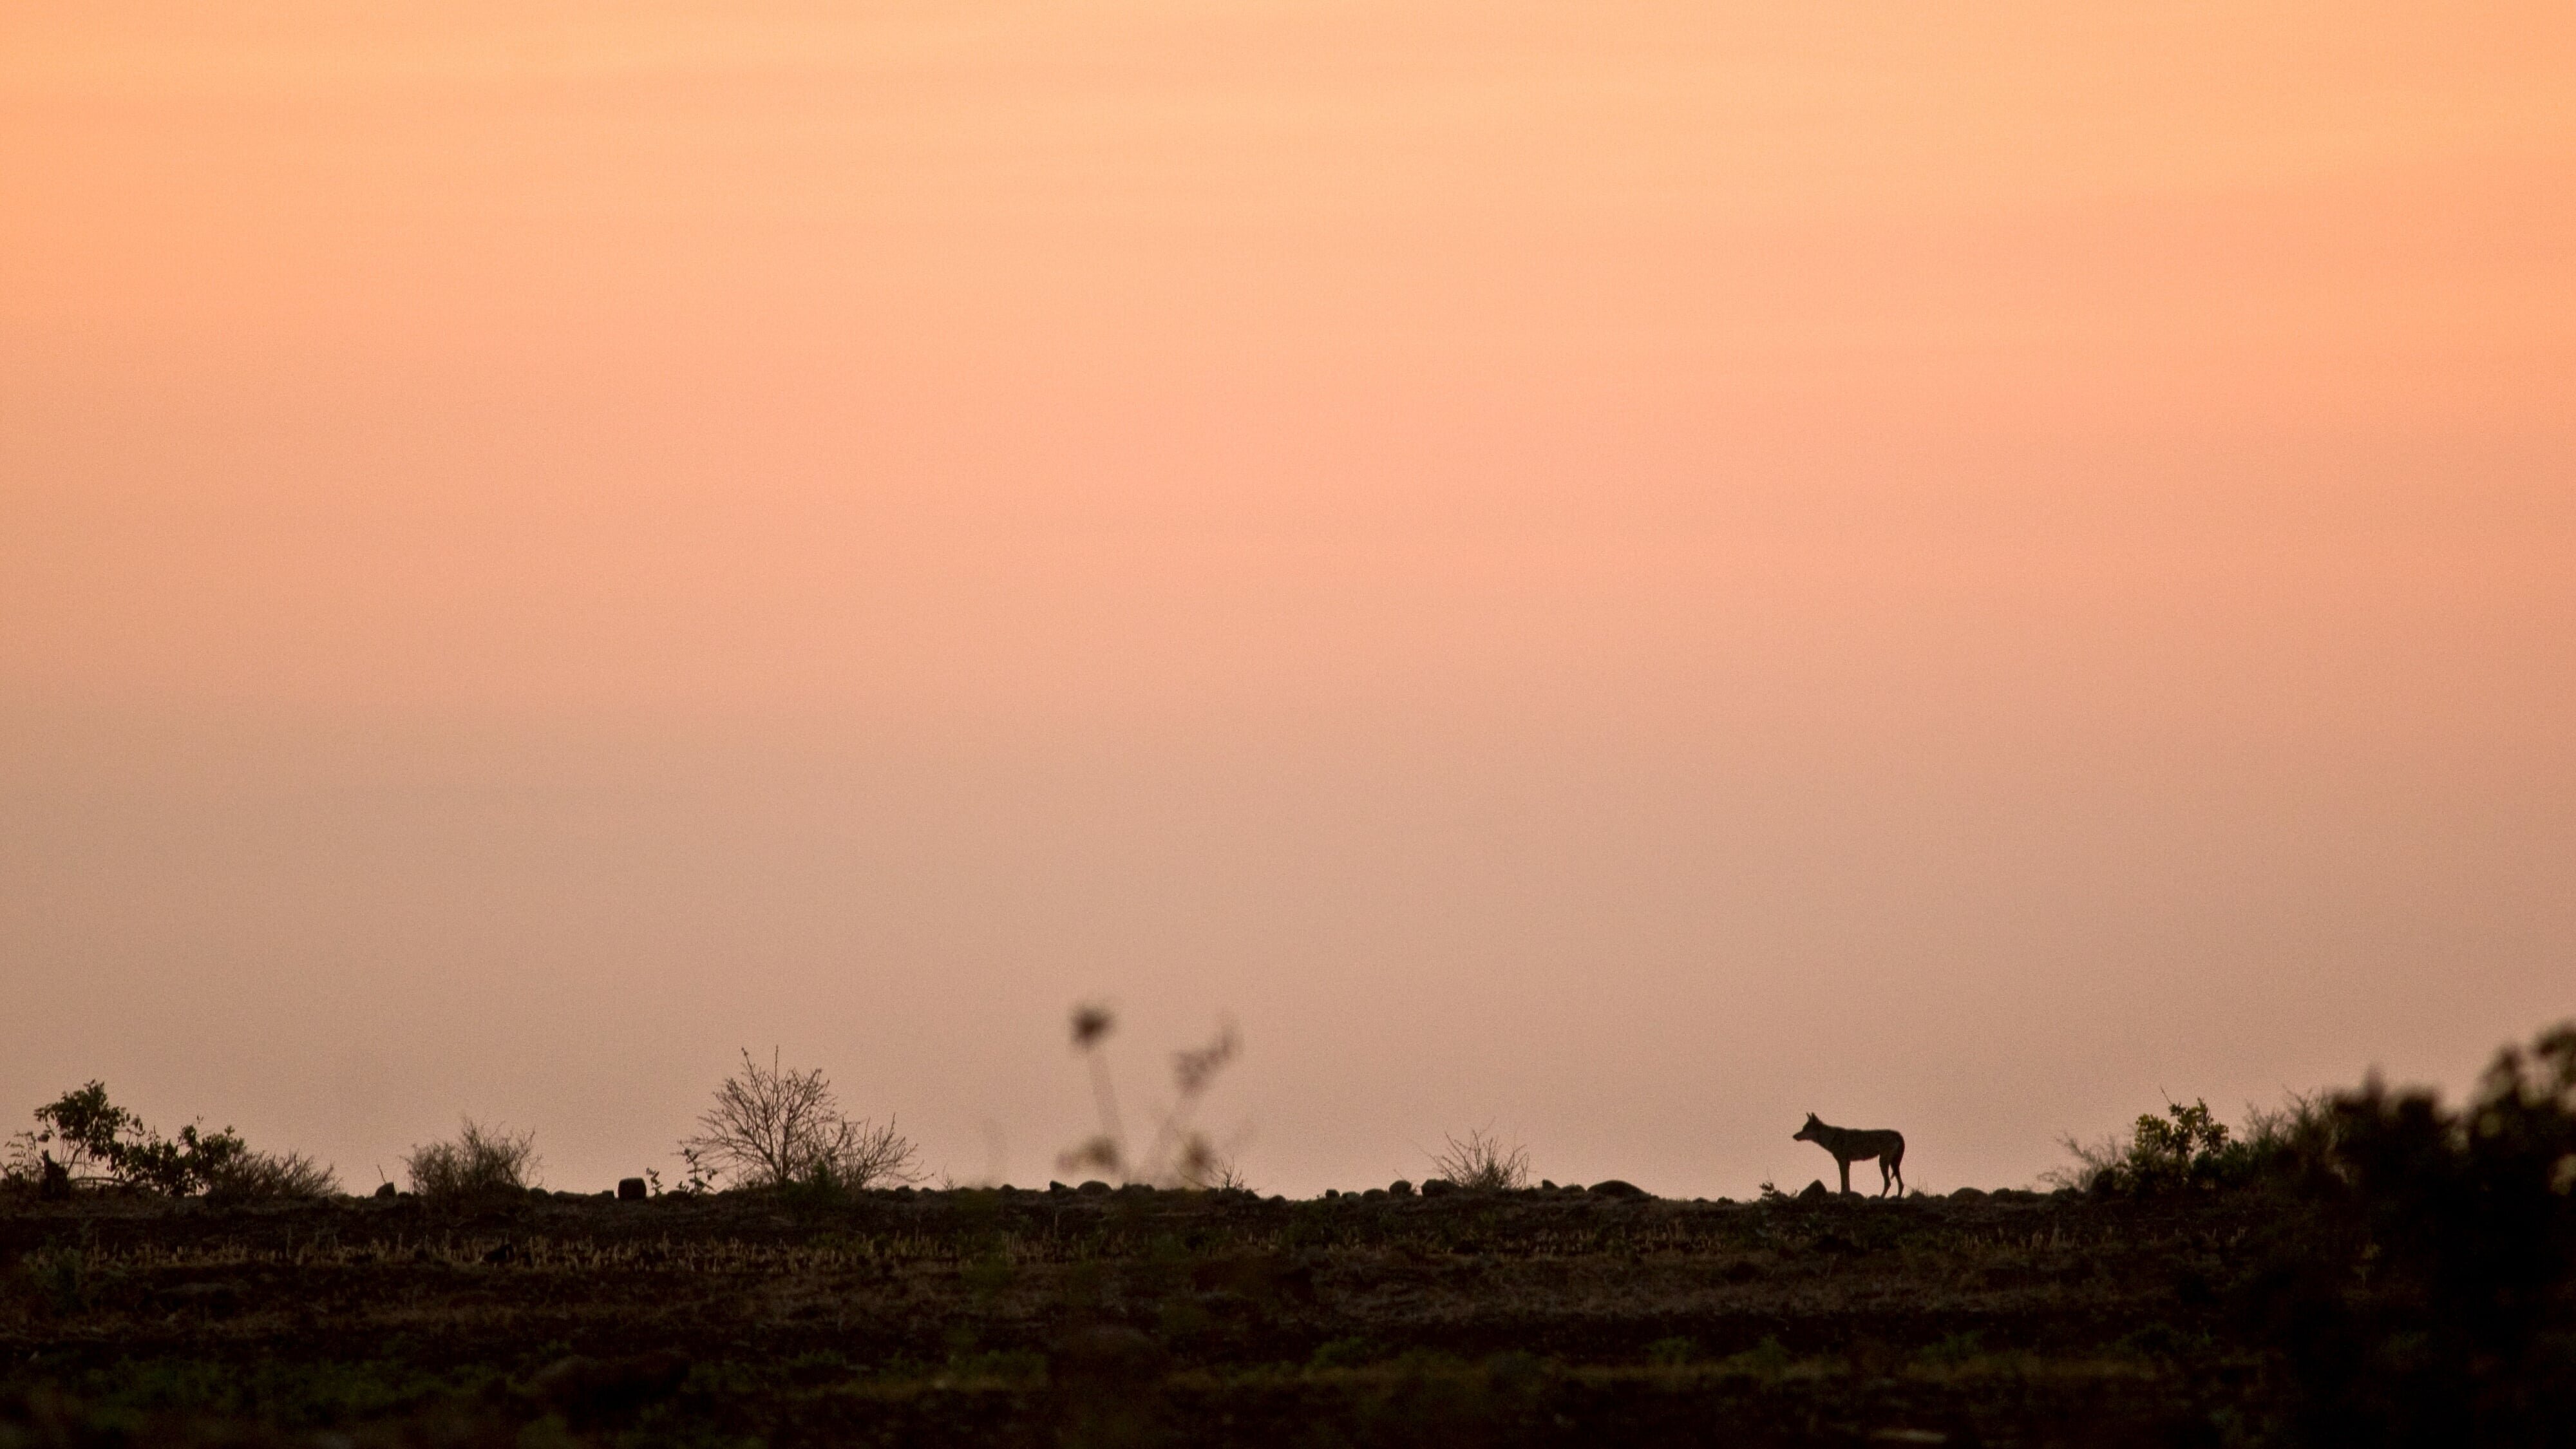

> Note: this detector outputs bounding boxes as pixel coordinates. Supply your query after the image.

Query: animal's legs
[1837,1159,1853,1196]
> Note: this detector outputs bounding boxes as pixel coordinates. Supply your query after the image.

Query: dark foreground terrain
[0,1179,2413,1448]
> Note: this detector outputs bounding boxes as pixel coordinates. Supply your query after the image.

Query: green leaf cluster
[17,1081,249,1197]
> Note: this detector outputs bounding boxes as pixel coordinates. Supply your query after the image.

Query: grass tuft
[1429,1128,1530,1192]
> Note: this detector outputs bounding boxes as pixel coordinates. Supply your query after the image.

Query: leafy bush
[681,1049,922,1192]
[1430,1127,1531,1192]
[3,1082,137,1188]
[1,1082,330,1198]
[2051,1092,2340,1196]
[403,1119,538,1198]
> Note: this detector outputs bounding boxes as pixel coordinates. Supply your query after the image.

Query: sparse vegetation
[402,1119,539,1198]
[681,1048,923,1192]
[0,1162,2352,1446]
[1428,1126,1531,1192]
[205,1147,341,1200]
[3,1021,2567,1446]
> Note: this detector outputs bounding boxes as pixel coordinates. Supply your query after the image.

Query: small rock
[1387,1180,1414,1197]
[1419,1178,1455,1197]
[617,1177,647,1201]
[1589,1180,1647,1199]
[373,1181,397,1200]
[1797,1180,1831,1202]
[1077,1180,1111,1195]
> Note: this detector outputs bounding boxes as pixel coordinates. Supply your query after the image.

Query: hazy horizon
[5,2,2571,1198]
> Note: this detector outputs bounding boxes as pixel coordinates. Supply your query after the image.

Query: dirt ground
[2,1181,2307,1446]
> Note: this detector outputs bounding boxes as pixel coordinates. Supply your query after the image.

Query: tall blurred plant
[1057,1004,1243,1188]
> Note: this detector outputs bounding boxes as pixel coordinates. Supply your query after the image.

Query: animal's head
[1793,1113,1821,1142]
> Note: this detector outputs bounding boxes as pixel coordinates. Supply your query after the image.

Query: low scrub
[2264,1023,2576,1446]
[2056,1022,2576,1444]
[207,1148,341,1200]
[404,1119,538,1198]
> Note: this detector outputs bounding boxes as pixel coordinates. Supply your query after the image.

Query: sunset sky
[5,3,2571,1197]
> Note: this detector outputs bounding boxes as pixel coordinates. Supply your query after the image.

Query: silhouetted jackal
[1793,1113,1906,1197]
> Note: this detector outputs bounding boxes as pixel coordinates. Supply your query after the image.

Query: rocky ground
[0,1180,2321,1446]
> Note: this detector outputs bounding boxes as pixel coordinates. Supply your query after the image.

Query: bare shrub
[206,1149,339,1200]
[404,1120,538,1198]
[813,1118,923,1192]
[1430,1127,1530,1192]
[1056,1006,1244,1188]
[681,1048,922,1191]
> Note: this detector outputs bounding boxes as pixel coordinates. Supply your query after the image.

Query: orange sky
[4,3,2572,1195]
